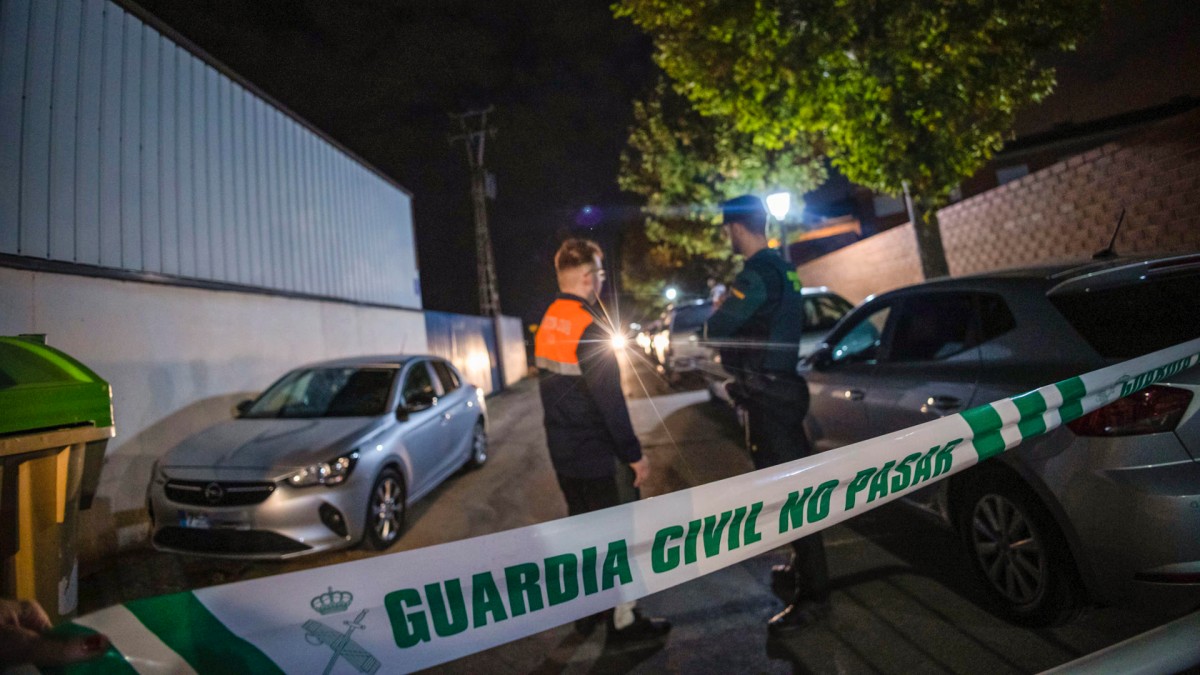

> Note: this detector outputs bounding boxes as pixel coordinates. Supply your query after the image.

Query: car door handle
[923,395,962,413]
[843,389,865,401]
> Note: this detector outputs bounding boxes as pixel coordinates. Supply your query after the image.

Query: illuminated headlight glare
[288,451,359,487]
[611,334,627,350]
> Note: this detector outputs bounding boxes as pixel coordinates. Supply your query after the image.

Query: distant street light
[665,286,678,301]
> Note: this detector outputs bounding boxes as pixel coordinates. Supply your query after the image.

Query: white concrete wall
[0,267,427,558]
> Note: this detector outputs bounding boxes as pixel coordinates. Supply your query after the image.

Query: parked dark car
[803,253,1200,624]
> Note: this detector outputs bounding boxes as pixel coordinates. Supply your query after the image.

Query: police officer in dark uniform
[705,195,831,635]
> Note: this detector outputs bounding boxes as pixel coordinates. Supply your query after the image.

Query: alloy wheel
[970,494,1047,606]
[472,424,488,465]
[371,475,404,545]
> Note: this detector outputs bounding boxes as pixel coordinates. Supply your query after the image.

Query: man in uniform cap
[705,195,831,634]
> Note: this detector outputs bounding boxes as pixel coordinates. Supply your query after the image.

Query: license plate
[179,511,211,529]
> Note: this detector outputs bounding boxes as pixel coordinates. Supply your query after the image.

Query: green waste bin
[0,335,113,624]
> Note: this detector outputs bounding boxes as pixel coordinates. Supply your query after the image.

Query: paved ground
[79,351,1178,673]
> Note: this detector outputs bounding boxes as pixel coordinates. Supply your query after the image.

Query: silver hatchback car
[803,253,1200,624]
[147,355,487,559]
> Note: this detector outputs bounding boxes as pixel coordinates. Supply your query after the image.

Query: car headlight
[287,451,359,488]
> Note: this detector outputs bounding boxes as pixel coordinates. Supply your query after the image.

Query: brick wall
[796,222,923,303]
[798,108,1200,302]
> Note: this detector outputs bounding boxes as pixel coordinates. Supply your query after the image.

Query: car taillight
[1067,385,1193,437]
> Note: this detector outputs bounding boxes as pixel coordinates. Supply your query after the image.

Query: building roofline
[114,0,414,199]
[999,96,1200,160]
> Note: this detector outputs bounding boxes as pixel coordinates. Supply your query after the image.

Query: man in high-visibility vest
[534,238,671,643]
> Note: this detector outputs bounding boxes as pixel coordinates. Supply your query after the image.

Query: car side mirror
[807,346,834,371]
[398,393,436,419]
[234,399,254,417]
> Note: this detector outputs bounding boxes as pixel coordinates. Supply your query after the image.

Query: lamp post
[766,191,793,262]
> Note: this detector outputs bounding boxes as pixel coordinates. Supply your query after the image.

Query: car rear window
[1049,274,1200,358]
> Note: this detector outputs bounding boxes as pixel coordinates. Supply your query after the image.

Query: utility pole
[449,107,506,389]
[449,107,501,317]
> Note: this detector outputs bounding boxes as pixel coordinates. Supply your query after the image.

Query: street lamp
[664,286,678,302]
[766,191,793,261]
[766,192,791,221]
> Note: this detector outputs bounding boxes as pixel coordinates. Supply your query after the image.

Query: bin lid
[0,336,113,437]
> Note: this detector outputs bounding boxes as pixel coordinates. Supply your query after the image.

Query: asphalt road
[80,349,1177,673]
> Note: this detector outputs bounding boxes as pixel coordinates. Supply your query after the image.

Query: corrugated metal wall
[0,0,420,309]
[424,311,501,395]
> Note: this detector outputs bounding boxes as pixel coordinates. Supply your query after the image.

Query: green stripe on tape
[972,432,1006,461]
[962,404,1006,461]
[961,404,1003,435]
[1059,399,1085,424]
[126,592,283,674]
[1056,376,1086,403]
[1011,391,1047,419]
[42,623,138,675]
[1017,416,1047,440]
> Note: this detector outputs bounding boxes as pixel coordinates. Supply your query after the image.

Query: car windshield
[672,304,713,332]
[1049,273,1200,359]
[242,367,396,418]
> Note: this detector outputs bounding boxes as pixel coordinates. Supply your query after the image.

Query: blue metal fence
[424,312,527,395]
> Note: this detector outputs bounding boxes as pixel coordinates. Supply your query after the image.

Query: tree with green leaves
[615,0,1100,278]
[618,79,825,309]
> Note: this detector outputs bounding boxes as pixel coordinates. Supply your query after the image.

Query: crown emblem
[311,587,353,615]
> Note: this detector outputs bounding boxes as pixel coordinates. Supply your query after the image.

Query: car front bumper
[147,469,374,560]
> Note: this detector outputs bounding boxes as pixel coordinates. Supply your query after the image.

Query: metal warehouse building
[0,0,522,559]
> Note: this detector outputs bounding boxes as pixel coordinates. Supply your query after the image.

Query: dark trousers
[742,376,830,604]
[555,473,621,517]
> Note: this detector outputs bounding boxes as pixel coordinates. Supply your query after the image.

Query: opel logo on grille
[203,482,225,504]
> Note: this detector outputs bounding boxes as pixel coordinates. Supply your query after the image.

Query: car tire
[363,468,406,551]
[956,471,1081,626]
[466,419,488,469]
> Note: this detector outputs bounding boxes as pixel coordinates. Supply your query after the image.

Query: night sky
[135,0,1198,326]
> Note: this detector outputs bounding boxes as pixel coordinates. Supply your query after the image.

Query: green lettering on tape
[652,526,683,573]
[544,554,579,606]
[426,580,468,638]
[845,467,875,510]
[504,563,543,617]
[744,502,764,545]
[581,546,599,595]
[384,588,430,649]
[703,511,733,558]
[684,519,702,565]
[471,572,508,628]
[602,539,633,589]
[891,452,921,492]
[867,460,896,503]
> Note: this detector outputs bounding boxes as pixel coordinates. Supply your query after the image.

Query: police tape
[53,337,1200,674]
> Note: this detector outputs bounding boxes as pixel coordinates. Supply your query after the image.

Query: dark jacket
[705,248,806,377]
[535,293,642,478]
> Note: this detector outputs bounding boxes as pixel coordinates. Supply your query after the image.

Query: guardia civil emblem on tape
[303,588,381,674]
[50,337,1200,674]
